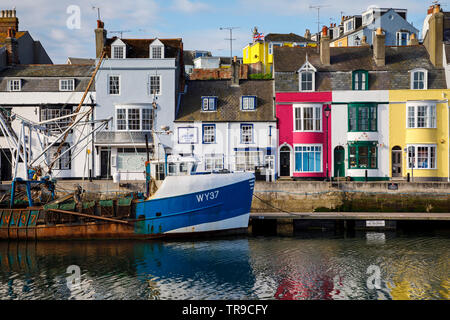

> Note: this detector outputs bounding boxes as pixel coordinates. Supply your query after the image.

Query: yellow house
[243,33,317,75]
[389,89,450,181]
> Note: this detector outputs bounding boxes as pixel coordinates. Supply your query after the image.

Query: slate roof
[175,80,275,122]
[273,45,447,91]
[0,64,94,77]
[0,64,95,92]
[104,37,183,59]
[67,57,95,65]
[264,33,315,43]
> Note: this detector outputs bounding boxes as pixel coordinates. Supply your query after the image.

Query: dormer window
[111,39,126,59]
[201,96,217,112]
[241,96,257,111]
[151,46,162,59]
[150,39,165,59]
[7,79,21,91]
[411,69,428,90]
[352,70,368,90]
[59,79,75,91]
[396,31,410,46]
[344,19,354,33]
[298,56,316,92]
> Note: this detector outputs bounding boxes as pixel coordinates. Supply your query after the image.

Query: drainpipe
[448,102,449,182]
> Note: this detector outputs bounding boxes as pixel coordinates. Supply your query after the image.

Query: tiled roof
[0,31,26,44]
[273,45,447,91]
[175,79,275,122]
[264,33,315,43]
[105,37,183,59]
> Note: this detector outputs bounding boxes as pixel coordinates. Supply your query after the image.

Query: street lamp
[324,105,331,181]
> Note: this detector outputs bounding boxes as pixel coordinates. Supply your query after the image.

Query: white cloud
[171,0,212,13]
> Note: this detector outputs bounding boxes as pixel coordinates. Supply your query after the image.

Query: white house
[93,20,185,181]
[173,62,277,178]
[0,64,95,181]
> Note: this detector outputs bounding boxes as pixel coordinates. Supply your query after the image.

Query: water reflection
[0,233,448,300]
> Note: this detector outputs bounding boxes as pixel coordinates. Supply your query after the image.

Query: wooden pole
[47,51,106,173]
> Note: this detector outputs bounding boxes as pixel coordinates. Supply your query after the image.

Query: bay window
[115,107,154,131]
[294,145,322,172]
[407,145,436,169]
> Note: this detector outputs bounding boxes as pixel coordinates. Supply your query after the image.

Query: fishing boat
[0,169,254,240]
[0,52,255,240]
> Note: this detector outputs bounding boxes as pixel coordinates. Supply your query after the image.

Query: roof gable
[150,38,164,47]
[111,38,126,46]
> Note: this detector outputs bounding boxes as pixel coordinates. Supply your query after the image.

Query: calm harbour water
[0,232,448,300]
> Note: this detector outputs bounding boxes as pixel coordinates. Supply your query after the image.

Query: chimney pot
[320,28,330,65]
[433,4,441,14]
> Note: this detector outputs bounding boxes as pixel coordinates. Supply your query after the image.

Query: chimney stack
[361,35,370,46]
[373,28,385,67]
[424,4,443,67]
[231,56,240,86]
[0,8,19,34]
[5,27,19,65]
[95,20,107,58]
[304,29,311,40]
[408,33,419,46]
[320,26,330,66]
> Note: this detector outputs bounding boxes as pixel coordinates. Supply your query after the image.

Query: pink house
[276,92,332,179]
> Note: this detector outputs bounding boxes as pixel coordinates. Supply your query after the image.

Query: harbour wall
[50,179,450,213]
[252,181,450,213]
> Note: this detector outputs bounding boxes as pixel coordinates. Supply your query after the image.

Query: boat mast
[46,51,106,175]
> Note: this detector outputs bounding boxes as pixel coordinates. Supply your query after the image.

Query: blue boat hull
[134,173,255,237]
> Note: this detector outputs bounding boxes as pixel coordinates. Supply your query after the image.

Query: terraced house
[93,20,185,181]
[274,16,449,181]
[173,59,277,178]
[0,64,95,181]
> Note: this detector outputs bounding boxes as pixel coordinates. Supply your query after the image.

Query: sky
[3,0,440,64]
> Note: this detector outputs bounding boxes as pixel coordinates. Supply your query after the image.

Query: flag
[253,32,264,41]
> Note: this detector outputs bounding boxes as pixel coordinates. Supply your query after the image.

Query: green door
[334,146,345,178]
